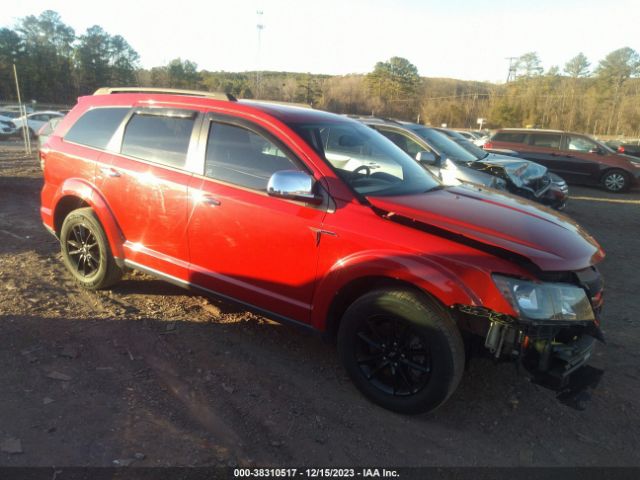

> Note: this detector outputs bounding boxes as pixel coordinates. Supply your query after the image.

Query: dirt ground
[1,141,639,468]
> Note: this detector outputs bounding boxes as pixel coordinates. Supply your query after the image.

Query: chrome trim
[267,170,317,201]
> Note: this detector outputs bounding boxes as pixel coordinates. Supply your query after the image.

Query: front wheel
[601,169,630,193]
[337,288,465,414]
[60,208,123,289]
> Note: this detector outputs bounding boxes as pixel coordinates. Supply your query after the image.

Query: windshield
[410,127,479,163]
[289,120,441,197]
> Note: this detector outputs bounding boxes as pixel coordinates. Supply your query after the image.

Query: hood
[367,184,604,272]
[476,154,548,188]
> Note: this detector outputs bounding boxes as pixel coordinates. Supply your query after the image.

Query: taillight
[483,142,493,149]
[618,146,625,153]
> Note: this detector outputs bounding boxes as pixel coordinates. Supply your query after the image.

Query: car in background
[486,129,640,192]
[0,115,18,139]
[454,129,489,146]
[438,127,521,158]
[616,142,640,159]
[357,117,568,209]
[12,111,65,138]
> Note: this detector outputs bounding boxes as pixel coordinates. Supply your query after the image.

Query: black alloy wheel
[338,288,464,414]
[355,314,432,396]
[60,207,123,289]
[66,223,100,278]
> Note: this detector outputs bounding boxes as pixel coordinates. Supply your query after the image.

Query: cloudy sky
[3,0,639,82]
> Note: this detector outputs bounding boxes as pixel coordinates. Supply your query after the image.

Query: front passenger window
[205,122,301,190]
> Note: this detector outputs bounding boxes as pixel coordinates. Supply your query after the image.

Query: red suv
[485,128,640,192]
[41,88,605,413]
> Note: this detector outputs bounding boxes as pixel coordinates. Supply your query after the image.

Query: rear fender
[53,178,125,260]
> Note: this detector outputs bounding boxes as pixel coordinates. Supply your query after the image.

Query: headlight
[492,274,594,322]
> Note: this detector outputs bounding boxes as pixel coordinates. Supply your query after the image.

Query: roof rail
[93,87,237,101]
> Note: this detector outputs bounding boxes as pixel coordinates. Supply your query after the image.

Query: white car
[0,115,18,139]
[12,111,65,138]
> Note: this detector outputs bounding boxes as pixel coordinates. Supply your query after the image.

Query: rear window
[492,132,528,144]
[121,112,196,168]
[64,107,130,150]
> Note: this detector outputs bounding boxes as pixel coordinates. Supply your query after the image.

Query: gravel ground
[1,142,639,467]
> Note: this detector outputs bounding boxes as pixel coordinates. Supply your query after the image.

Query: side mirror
[415,151,438,166]
[267,170,322,204]
[589,146,603,155]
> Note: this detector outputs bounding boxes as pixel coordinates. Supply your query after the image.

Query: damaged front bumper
[457,305,604,408]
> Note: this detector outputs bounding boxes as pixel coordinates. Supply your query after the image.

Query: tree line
[1,11,639,137]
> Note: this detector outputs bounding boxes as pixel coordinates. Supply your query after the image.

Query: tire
[337,288,465,414]
[601,169,630,193]
[60,207,123,289]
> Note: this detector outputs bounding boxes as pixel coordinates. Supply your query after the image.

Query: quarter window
[121,112,196,168]
[205,122,301,190]
[64,107,130,150]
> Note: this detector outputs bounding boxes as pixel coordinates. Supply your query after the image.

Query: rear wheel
[601,169,630,193]
[60,208,122,289]
[338,288,465,414]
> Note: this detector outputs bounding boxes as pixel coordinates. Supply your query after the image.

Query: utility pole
[13,63,32,155]
[256,10,265,99]
[506,57,518,83]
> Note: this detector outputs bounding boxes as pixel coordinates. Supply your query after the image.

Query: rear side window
[121,113,196,168]
[64,107,130,150]
[493,132,528,144]
[530,134,561,148]
[205,122,301,191]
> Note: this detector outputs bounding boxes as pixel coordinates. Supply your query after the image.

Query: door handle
[100,167,121,177]
[202,195,221,207]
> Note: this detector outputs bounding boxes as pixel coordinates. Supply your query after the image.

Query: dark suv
[486,129,640,192]
[358,118,568,209]
[41,88,605,413]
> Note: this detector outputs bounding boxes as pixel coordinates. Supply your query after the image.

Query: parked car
[41,87,605,413]
[616,142,640,159]
[453,129,488,146]
[0,115,18,139]
[486,129,640,192]
[358,118,568,209]
[13,111,65,138]
[437,127,521,158]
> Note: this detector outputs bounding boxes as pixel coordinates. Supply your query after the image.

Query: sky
[2,0,639,83]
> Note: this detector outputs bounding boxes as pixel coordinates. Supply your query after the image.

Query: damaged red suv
[40,88,605,413]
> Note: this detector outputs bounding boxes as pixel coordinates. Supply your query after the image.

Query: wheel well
[325,276,432,340]
[53,196,90,236]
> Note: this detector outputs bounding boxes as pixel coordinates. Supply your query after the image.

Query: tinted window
[65,107,130,150]
[531,134,561,148]
[121,113,195,168]
[205,122,301,190]
[493,132,528,143]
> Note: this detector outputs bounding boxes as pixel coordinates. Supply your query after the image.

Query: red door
[96,109,198,280]
[187,117,327,323]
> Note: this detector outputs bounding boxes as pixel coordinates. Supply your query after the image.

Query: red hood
[368,185,604,272]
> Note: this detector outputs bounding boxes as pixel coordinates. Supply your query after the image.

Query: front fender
[310,249,483,331]
[51,178,125,260]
